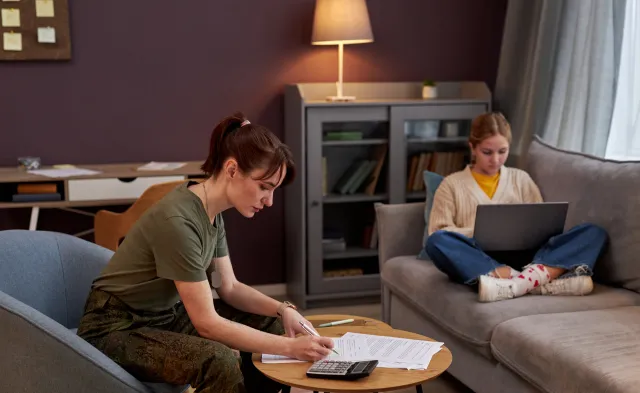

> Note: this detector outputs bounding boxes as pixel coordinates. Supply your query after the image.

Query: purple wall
[0,0,507,284]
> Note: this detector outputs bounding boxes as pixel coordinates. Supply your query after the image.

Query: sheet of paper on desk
[262,335,370,364]
[341,332,443,369]
[28,168,102,178]
[137,162,186,171]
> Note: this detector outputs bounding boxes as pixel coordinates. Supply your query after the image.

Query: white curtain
[542,0,623,156]
[605,0,640,160]
[494,0,626,165]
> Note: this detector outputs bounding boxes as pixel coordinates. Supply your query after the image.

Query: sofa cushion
[492,306,640,393]
[526,136,640,293]
[418,170,444,260]
[381,256,640,358]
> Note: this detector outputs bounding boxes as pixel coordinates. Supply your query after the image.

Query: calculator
[306,359,379,380]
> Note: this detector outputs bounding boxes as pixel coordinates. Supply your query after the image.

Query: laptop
[473,202,569,251]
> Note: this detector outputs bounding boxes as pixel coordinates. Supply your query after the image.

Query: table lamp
[311,0,374,101]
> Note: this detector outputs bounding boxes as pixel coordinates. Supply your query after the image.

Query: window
[605,0,640,160]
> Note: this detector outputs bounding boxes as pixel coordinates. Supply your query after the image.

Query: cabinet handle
[310,200,319,207]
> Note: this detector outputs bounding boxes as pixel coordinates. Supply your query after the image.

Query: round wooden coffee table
[253,315,452,393]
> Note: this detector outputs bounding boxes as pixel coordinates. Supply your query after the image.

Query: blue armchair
[0,230,189,393]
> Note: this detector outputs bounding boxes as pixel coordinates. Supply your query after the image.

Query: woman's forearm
[203,315,292,355]
[219,282,282,317]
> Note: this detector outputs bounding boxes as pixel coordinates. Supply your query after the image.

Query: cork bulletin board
[0,0,71,61]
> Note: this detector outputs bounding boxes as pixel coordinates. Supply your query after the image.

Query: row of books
[407,151,466,192]
[11,182,62,202]
[324,145,387,196]
[323,268,364,278]
[322,220,378,255]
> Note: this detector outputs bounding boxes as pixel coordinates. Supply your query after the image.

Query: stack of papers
[261,332,444,370]
[28,168,102,178]
[137,162,186,171]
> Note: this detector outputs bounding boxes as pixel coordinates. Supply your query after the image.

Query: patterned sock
[490,267,520,279]
[512,264,551,296]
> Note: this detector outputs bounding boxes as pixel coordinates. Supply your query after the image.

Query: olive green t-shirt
[92,181,228,312]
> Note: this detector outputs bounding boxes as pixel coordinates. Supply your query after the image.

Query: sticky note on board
[37,27,55,43]
[3,32,22,51]
[1,8,20,27]
[36,0,55,17]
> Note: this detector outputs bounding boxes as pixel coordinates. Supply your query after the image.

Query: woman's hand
[281,307,315,338]
[280,308,335,360]
[286,335,334,361]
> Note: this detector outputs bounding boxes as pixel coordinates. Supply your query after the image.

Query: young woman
[77,112,333,393]
[424,112,608,302]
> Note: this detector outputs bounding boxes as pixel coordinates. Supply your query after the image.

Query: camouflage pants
[77,289,285,393]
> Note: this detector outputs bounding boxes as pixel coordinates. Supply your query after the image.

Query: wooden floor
[188,302,472,393]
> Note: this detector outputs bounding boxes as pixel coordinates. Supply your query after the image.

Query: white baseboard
[212,283,287,299]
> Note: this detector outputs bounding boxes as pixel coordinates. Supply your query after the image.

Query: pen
[299,321,340,355]
[318,318,354,327]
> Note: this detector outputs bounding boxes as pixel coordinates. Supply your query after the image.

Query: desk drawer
[67,175,186,201]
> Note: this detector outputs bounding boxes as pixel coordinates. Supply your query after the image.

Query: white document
[261,333,444,371]
[262,335,371,364]
[28,168,101,178]
[137,161,186,171]
[342,332,443,369]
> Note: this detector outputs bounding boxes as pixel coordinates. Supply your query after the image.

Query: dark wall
[0,0,507,285]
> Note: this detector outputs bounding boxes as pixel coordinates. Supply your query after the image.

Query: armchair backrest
[94,180,186,251]
[0,230,113,328]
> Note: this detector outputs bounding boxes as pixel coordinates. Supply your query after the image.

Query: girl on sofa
[424,112,608,302]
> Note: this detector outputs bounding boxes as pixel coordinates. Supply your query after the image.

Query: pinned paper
[37,27,55,43]
[3,32,22,51]
[1,8,20,27]
[36,0,54,17]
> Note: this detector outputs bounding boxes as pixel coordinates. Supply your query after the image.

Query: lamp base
[325,95,356,102]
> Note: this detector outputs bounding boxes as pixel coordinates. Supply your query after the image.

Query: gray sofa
[375,136,640,393]
[0,229,188,393]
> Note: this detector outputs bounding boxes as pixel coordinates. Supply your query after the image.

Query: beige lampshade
[311,0,374,45]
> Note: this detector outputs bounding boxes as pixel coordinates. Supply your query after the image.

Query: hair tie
[241,120,251,127]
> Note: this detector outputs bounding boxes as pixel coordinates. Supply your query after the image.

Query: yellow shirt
[471,169,500,199]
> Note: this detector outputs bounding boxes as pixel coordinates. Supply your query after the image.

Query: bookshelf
[284,81,491,308]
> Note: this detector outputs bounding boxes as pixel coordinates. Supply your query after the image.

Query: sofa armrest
[375,202,426,267]
[0,291,149,393]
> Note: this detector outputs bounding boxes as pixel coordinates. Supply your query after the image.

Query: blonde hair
[469,112,512,148]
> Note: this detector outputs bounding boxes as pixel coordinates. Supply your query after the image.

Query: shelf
[323,273,381,282]
[407,136,468,144]
[323,139,388,146]
[323,193,387,204]
[306,289,380,302]
[324,247,378,260]
[407,192,426,200]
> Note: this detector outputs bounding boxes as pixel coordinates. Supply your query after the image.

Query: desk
[0,161,205,235]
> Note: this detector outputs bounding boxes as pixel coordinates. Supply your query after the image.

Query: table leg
[416,384,424,393]
[280,387,291,393]
[29,207,39,231]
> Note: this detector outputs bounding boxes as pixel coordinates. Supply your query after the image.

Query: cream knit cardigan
[428,166,543,237]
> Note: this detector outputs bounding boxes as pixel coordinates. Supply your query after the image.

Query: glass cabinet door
[389,104,490,203]
[306,106,390,296]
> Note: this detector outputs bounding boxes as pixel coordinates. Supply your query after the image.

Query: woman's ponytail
[201,112,247,177]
